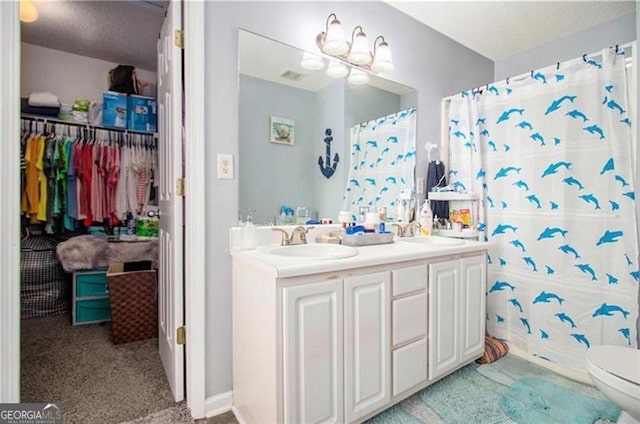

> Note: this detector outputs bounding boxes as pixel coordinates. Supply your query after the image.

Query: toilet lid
[587,345,640,385]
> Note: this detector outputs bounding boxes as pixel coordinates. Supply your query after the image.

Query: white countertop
[230,228,489,278]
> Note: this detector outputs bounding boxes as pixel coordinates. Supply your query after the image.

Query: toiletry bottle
[419,200,433,236]
[241,209,257,250]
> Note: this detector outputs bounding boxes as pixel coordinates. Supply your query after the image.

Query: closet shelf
[21,113,158,136]
[428,191,478,201]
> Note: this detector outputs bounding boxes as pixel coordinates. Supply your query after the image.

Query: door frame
[0,1,207,418]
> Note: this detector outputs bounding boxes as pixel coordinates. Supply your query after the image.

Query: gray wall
[239,75,316,224]
[636,7,639,346]
[204,1,494,398]
[495,13,636,81]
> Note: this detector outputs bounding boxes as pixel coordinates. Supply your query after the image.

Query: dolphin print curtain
[448,48,638,371]
[341,107,417,218]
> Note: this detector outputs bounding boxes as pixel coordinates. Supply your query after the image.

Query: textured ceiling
[385,1,636,61]
[21,1,166,71]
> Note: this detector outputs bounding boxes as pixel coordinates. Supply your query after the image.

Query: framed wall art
[270,116,295,146]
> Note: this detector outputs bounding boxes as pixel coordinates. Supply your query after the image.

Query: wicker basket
[107,268,157,344]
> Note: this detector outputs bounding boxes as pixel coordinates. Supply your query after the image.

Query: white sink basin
[266,244,359,259]
[397,236,465,246]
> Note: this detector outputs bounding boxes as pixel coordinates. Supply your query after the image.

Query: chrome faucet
[392,221,421,238]
[271,226,315,246]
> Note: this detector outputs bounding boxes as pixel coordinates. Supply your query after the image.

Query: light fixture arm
[373,35,386,56]
[351,25,365,42]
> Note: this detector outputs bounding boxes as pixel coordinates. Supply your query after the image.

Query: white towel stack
[28,92,60,108]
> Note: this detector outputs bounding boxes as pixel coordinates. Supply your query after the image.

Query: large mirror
[239,30,417,225]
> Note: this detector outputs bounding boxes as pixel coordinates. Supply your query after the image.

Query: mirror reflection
[238,30,417,225]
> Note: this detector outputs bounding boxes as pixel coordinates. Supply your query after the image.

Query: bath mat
[500,377,620,424]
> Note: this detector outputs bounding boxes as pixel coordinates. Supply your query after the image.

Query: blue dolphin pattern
[555,312,577,328]
[491,224,518,236]
[540,329,549,340]
[532,72,547,84]
[553,137,561,146]
[615,175,629,187]
[578,194,601,210]
[631,271,640,282]
[452,130,466,139]
[623,191,635,200]
[365,140,378,148]
[607,99,626,114]
[504,144,511,152]
[558,244,580,259]
[575,263,597,281]
[544,95,577,115]
[513,180,530,191]
[526,194,542,209]
[605,84,614,93]
[565,109,589,122]
[550,201,559,210]
[625,254,633,266]
[520,318,532,334]
[596,230,623,246]
[533,291,564,305]
[495,166,522,180]
[537,227,568,241]
[499,258,507,267]
[516,121,533,130]
[585,58,602,68]
[349,179,360,187]
[530,132,545,146]
[620,118,632,126]
[545,265,555,275]
[619,328,631,345]
[584,125,605,139]
[496,108,525,124]
[523,257,538,272]
[508,298,524,313]
[364,178,376,186]
[385,176,397,184]
[488,85,500,95]
[555,74,565,82]
[562,176,584,190]
[593,303,630,318]
[541,161,572,178]
[476,169,486,179]
[476,118,486,126]
[452,181,466,191]
[488,140,497,151]
[510,239,526,252]
[480,129,490,137]
[606,273,619,285]
[489,281,516,293]
[570,333,591,349]
[600,158,614,175]
[496,315,505,323]
[610,201,620,211]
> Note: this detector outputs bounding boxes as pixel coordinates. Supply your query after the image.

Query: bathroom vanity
[230,227,488,424]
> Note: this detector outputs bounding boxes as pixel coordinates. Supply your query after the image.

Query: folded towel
[28,91,60,108]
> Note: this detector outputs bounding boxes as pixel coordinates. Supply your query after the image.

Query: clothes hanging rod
[21,113,157,137]
[442,41,635,102]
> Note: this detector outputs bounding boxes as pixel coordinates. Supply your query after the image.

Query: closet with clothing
[18,3,177,423]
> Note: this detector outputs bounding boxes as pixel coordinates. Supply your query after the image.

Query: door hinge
[174,30,184,48]
[177,326,186,345]
[176,178,185,196]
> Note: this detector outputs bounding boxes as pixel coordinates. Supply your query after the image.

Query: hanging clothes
[426,160,449,219]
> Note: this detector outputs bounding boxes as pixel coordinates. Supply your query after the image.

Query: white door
[157,0,184,402]
[344,272,390,423]
[428,260,460,381]
[283,281,343,424]
[460,255,486,363]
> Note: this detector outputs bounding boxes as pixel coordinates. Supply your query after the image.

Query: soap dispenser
[241,209,257,250]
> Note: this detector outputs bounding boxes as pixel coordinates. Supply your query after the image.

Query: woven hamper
[107,268,158,344]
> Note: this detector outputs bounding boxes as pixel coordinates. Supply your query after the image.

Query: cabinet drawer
[392,264,427,296]
[392,292,426,346]
[75,272,108,297]
[75,298,111,324]
[393,338,427,396]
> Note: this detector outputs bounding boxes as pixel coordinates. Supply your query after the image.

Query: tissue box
[128,95,157,132]
[102,91,128,129]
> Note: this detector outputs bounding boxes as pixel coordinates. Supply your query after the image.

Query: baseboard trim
[508,345,592,384]
[205,391,233,418]
[231,406,248,424]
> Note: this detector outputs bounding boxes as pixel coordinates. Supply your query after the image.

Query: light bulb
[326,60,349,78]
[347,27,372,65]
[300,52,325,70]
[20,0,38,23]
[323,16,349,56]
[371,38,395,73]
[347,68,370,85]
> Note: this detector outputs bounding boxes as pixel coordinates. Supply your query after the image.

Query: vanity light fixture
[300,52,325,71]
[326,60,349,78]
[315,13,395,74]
[347,68,370,85]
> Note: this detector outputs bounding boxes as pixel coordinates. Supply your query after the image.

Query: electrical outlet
[217,154,233,179]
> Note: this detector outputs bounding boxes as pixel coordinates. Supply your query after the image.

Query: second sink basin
[266,244,359,259]
[397,236,465,246]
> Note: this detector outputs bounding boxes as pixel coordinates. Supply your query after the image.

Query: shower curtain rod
[443,41,635,102]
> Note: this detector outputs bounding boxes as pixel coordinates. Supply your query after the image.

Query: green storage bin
[75,298,111,323]
[75,272,109,297]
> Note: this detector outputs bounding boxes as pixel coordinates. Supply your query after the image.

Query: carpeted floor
[21,313,177,424]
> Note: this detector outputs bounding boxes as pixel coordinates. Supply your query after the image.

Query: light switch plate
[416,177,425,193]
[217,154,233,179]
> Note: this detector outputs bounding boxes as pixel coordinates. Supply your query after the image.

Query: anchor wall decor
[318,128,339,178]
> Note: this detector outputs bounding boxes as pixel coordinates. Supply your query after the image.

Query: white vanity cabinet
[231,242,487,424]
[428,254,486,381]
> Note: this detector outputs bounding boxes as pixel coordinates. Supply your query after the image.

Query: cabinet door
[460,255,487,363]
[428,260,460,381]
[344,271,391,423]
[283,281,343,424]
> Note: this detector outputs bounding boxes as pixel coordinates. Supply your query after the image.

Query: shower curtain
[341,107,417,218]
[448,48,639,370]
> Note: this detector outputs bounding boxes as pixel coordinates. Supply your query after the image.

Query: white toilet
[585,345,640,424]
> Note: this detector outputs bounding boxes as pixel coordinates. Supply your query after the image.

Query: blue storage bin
[75,272,109,297]
[75,298,111,323]
[127,95,157,132]
[103,91,128,129]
